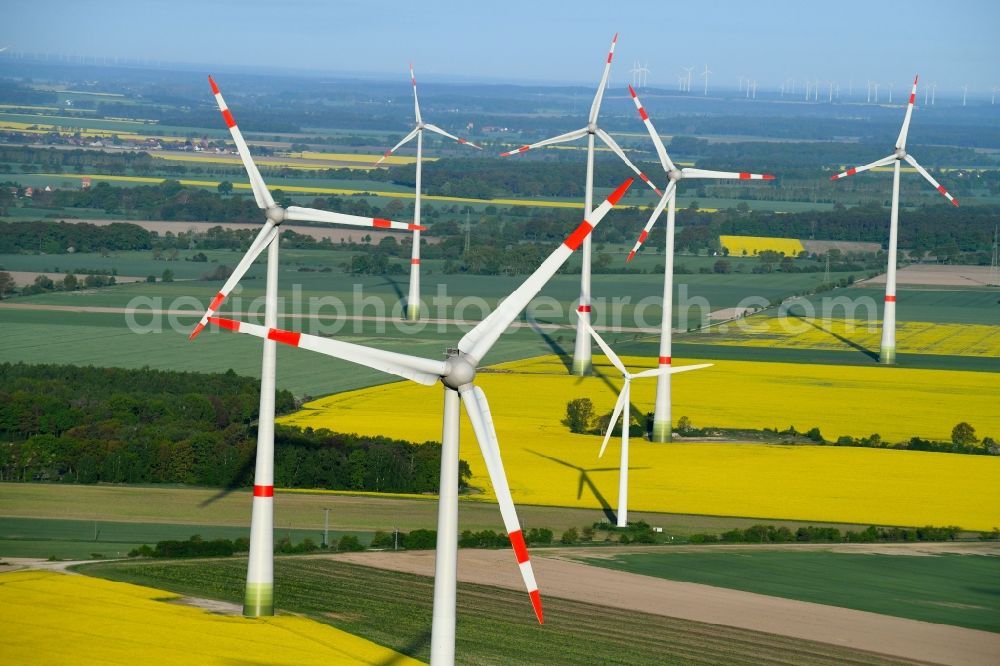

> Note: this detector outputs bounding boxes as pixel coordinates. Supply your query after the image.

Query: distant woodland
[0,363,467,492]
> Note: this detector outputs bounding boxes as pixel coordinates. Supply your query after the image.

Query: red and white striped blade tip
[208,75,219,94]
[208,316,240,331]
[188,322,206,340]
[607,178,634,205]
[530,590,544,624]
[626,250,636,263]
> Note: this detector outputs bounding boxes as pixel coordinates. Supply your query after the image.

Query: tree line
[0,363,468,493]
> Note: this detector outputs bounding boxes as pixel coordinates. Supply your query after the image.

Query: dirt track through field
[335,548,1000,666]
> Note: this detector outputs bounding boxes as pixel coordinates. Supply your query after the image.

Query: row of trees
[689,524,963,544]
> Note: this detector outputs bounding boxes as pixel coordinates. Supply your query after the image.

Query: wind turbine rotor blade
[208,318,447,385]
[595,128,662,195]
[458,179,634,362]
[208,76,274,210]
[423,123,482,150]
[626,182,675,262]
[829,155,896,181]
[499,127,588,157]
[576,310,627,376]
[630,362,713,379]
[459,385,543,624]
[374,127,419,166]
[588,32,619,124]
[189,221,278,339]
[598,386,629,458]
[895,75,919,150]
[410,63,422,125]
[285,206,426,231]
[681,167,776,181]
[628,84,676,172]
[903,154,959,206]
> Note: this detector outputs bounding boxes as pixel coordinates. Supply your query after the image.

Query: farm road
[335,547,1000,666]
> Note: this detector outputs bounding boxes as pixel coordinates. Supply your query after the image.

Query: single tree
[562,398,595,434]
[952,422,978,446]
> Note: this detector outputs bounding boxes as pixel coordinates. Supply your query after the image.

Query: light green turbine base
[572,358,592,377]
[651,421,672,443]
[243,582,274,617]
[879,346,896,365]
[406,304,420,321]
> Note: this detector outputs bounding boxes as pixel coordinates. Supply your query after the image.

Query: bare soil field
[57,218,438,244]
[5,270,151,286]
[802,240,882,254]
[335,546,1000,666]
[860,264,997,287]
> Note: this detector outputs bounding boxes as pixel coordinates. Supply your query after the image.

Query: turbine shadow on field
[527,318,573,374]
[789,312,879,362]
[527,450,649,524]
[375,276,406,302]
[198,453,256,508]
[376,629,432,666]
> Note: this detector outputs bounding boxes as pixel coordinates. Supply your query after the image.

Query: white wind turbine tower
[190,76,421,617]
[683,66,695,92]
[963,84,969,106]
[376,64,482,321]
[630,60,641,88]
[208,179,636,665]
[580,312,710,526]
[873,82,881,104]
[830,76,959,364]
[626,85,774,440]
[642,62,651,88]
[888,81,894,104]
[701,64,711,95]
[501,34,662,376]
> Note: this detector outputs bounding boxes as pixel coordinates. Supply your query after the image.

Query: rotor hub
[668,169,683,182]
[587,122,597,134]
[265,206,286,225]
[441,353,476,390]
[894,148,906,159]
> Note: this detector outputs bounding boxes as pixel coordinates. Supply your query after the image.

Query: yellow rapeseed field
[0,121,143,140]
[694,318,1000,358]
[291,151,435,166]
[44,174,630,210]
[720,235,805,256]
[0,570,423,666]
[150,153,364,171]
[280,355,1000,529]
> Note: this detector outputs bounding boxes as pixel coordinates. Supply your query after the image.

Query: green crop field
[573,550,1000,632]
[76,557,914,665]
[0,516,365,560]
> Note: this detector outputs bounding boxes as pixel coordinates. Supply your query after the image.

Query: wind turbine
[830,76,959,365]
[626,85,773,441]
[375,64,481,320]
[208,178,636,665]
[701,64,711,95]
[190,76,421,617]
[500,34,661,376]
[683,66,695,92]
[579,313,710,526]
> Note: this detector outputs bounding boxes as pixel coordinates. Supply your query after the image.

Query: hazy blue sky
[3,0,999,93]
